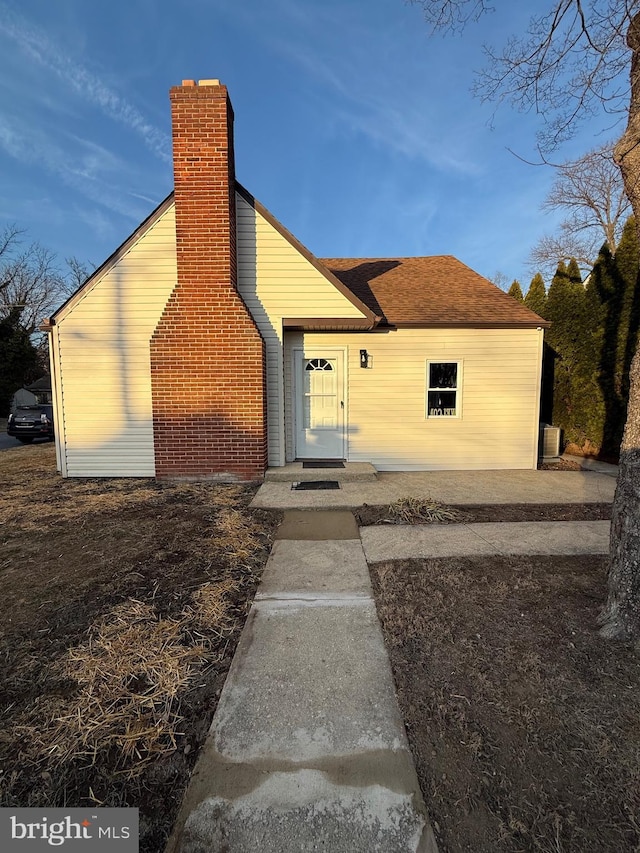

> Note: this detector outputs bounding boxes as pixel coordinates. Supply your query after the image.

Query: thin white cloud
[0,115,146,220]
[0,3,171,162]
[222,0,481,175]
[332,98,482,176]
[286,44,481,174]
[0,194,65,227]
[72,205,117,243]
[62,133,130,178]
[128,190,164,205]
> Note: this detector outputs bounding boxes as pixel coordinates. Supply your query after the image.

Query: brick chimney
[150,79,267,480]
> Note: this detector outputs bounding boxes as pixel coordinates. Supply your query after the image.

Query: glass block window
[427,361,460,418]
[305,358,334,371]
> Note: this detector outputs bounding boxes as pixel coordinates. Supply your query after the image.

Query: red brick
[150,81,267,481]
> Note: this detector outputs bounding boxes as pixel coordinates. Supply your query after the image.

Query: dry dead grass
[383,495,463,524]
[189,578,241,632]
[0,444,279,850]
[15,581,241,782]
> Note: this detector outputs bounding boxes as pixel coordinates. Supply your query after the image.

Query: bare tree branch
[529,142,630,274]
[0,229,86,335]
[474,1,635,149]
[411,0,493,33]
[411,0,640,639]
[411,0,634,147]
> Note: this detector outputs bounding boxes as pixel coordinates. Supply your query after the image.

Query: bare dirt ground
[369,542,640,850]
[0,444,279,852]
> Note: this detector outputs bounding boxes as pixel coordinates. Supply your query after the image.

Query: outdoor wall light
[360,349,369,368]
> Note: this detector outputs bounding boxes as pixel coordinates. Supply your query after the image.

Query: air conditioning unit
[539,424,561,459]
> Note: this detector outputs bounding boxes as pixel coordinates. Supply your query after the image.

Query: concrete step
[265,462,378,483]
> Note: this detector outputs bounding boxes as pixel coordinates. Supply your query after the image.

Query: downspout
[532,326,544,469]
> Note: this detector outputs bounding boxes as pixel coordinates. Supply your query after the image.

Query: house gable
[49,194,175,326]
[235,185,376,328]
[235,186,378,468]
[49,201,179,477]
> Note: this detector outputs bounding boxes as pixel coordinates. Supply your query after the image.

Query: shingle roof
[319,256,549,328]
[26,374,51,392]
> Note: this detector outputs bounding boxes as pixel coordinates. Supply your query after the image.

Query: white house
[44,79,548,480]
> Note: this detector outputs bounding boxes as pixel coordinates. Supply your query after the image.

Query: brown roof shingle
[319,256,549,328]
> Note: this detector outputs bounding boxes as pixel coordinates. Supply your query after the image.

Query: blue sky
[0,0,622,291]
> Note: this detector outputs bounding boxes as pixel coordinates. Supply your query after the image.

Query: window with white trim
[427,361,461,418]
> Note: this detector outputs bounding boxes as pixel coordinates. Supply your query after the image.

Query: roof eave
[390,321,551,329]
[283,317,377,331]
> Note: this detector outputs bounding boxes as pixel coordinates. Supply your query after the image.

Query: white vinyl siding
[52,188,543,476]
[54,205,178,477]
[285,328,543,470]
[235,193,367,466]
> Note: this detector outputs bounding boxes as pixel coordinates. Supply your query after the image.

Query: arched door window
[305,358,334,371]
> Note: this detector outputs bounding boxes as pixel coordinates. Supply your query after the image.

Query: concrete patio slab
[361,520,611,562]
[251,470,616,510]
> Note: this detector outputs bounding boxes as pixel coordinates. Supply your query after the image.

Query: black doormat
[302,461,345,469]
[292,481,341,490]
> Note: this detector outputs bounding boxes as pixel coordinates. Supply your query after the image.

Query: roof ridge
[320,254,457,262]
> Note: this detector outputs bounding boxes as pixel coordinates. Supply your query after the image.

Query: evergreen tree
[545,260,593,446]
[567,257,583,286]
[568,255,606,449]
[589,218,640,454]
[546,261,572,353]
[507,279,524,301]
[612,217,640,403]
[589,242,620,453]
[545,262,572,436]
[538,232,640,457]
[0,308,39,416]
[524,273,547,317]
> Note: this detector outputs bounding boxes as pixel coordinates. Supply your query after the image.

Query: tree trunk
[601,12,640,639]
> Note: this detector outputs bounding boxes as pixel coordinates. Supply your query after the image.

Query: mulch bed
[370,554,640,852]
[356,502,612,526]
[0,444,281,852]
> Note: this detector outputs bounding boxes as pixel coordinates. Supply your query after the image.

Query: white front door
[294,349,345,459]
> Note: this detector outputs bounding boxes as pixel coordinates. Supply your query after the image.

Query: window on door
[426,361,461,418]
[305,358,334,372]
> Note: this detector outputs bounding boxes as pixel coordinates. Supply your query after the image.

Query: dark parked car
[7,404,54,443]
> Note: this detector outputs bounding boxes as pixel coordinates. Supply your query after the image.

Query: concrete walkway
[562,453,619,477]
[169,466,615,852]
[168,511,438,852]
[362,520,611,562]
[251,469,616,510]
